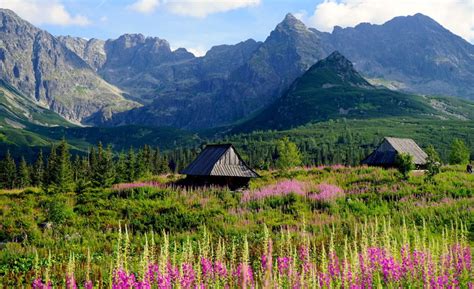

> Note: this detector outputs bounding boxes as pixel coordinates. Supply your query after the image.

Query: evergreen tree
[115,151,128,183]
[448,139,470,165]
[126,148,136,182]
[18,157,31,188]
[54,139,74,193]
[275,137,302,170]
[0,151,17,189]
[135,148,147,179]
[44,144,58,190]
[75,156,92,194]
[91,143,116,188]
[31,150,44,187]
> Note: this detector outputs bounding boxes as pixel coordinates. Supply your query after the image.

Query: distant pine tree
[54,139,74,193]
[0,151,17,189]
[31,150,44,187]
[18,157,31,188]
[115,151,128,183]
[126,148,136,182]
[91,143,116,188]
[75,156,92,194]
[44,144,58,191]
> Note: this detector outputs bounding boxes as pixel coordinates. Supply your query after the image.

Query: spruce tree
[31,150,44,187]
[91,143,116,188]
[126,148,136,182]
[115,151,128,183]
[0,151,16,189]
[44,144,58,191]
[55,139,74,193]
[75,156,92,194]
[18,157,31,188]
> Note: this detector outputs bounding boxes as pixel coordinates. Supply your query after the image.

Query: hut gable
[181,144,259,178]
[362,137,428,166]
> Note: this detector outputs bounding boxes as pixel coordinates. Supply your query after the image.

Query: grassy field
[0,165,472,287]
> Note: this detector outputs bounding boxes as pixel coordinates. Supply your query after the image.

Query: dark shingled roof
[362,137,428,166]
[180,144,259,178]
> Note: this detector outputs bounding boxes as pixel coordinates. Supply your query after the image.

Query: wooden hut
[362,137,427,168]
[180,144,259,189]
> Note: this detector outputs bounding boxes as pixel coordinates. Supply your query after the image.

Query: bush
[42,198,74,225]
[449,139,470,165]
[395,153,414,179]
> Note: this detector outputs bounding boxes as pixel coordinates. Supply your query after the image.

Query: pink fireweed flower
[32,279,52,289]
[242,180,307,202]
[308,183,344,202]
[277,257,291,275]
[167,263,180,282]
[83,280,93,289]
[180,263,196,289]
[113,269,137,289]
[112,181,162,191]
[66,274,77,289]
[233,263,255,288]
[201,257,213,279]
[213,261,228,278]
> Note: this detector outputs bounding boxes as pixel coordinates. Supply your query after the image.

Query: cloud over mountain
[128,0,260,17]
[308,0,474,42]
[0,0,90,26]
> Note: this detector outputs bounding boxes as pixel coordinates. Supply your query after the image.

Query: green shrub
[395,153,414,179]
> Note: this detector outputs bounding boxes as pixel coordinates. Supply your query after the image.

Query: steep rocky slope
[329,13,474,99]
[0,9,138,124]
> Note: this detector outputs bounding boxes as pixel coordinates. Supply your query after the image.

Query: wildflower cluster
[112,181,162,191]
[31,221,472,288]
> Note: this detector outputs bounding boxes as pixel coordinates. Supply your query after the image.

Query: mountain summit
[234,52,442,131]
[303,51,372,88]
[0,9,138,124]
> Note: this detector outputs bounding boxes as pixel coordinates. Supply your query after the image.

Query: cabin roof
[362,137,428,166]
[180,144,259,178]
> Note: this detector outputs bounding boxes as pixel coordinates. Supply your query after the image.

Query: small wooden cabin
[362,137,428,168]
[180,144,259,189]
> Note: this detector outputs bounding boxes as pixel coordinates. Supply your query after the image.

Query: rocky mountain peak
[315,51,353,70]
[307,51,372,88]
[275,13,309,34]
[385,13,445,31]
[0,8,38,34]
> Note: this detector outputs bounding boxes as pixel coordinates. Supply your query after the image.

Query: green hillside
[0,80,72,128]
[233,52,473,132]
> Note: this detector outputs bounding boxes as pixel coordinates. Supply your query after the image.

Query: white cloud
[0,0,90,26]
[171,44,208,57]
[186,46,207,57]
[165,0,260,18]
[128,0,260,18]
[308,0,474,42]
[128,0,160,14]
[292,10,308,22]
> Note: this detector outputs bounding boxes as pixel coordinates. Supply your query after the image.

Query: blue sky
[40,0,321,55]
[1,0,473,56]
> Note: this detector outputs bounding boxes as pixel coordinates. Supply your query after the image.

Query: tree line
[0,140,195,191]
[0,136,471,191]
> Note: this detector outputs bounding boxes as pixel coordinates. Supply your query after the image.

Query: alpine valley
[0,8,473,162]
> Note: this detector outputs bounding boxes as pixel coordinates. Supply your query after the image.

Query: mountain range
[1,9,473,131]
[233,51,474,132]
